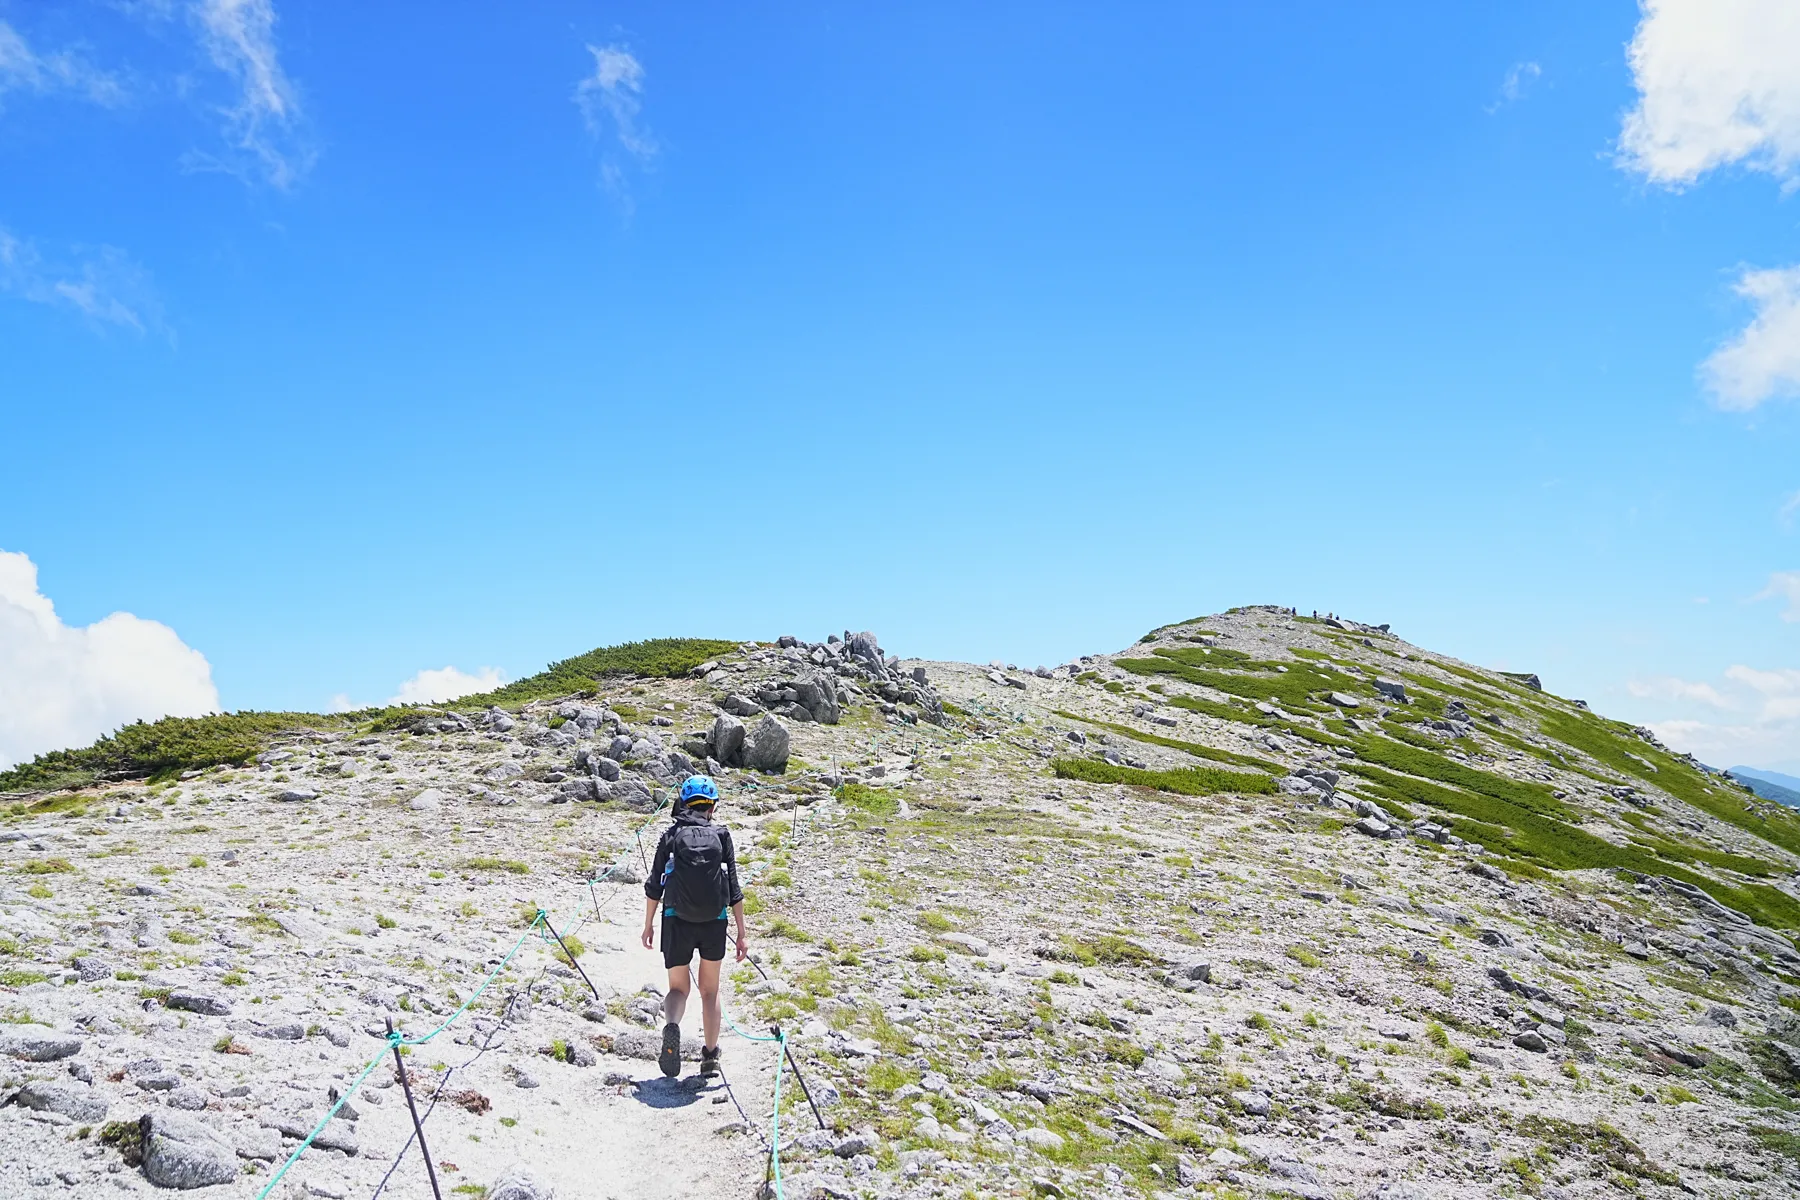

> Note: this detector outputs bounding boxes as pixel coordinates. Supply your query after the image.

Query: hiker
[641,774,748,1078]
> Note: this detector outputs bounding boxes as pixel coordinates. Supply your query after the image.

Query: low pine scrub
[1050,757,1276,797]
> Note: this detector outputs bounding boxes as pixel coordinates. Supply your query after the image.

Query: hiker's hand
[640,924,654,950]
[735,933,749,962]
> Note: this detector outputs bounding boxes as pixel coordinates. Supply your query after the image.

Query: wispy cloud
[1626,675,1733,708]
[186,0,312,188]
[1619,0,1800,189]
[575,44,656,211]
[1754,570,1800,622]
[1780,490,1800,528]
[1486,61,1540,113]
[1699,265,1800,411]
[1640,663,1800,769]
[0,226,160,332]
[0,19,128,107]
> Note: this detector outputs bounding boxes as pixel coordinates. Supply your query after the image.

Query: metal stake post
[386,1017,443,1200]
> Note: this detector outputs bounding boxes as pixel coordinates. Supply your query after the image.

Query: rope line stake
[772,1023,827,1131]
[537,906,600,999]
[387,1017,443,1200]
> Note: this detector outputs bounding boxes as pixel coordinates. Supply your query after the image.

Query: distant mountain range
[1729,766,1800,809]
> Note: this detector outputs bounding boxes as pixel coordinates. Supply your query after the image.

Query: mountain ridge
[3,606,1799,1197]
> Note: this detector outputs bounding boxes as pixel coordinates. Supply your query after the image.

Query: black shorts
[662,915,727,970]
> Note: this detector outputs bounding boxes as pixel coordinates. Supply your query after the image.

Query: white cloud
[575,44,655,210]
[0,226,160,331]
[0,19,127,107]
[1754,570,1800,622]
[187,0,311,187]
[385,666,506,707]
[1487,61,1541,112]
[1700,264,1800,410]
[1781,490,1800,527]
[575,45,655,158]
[0,550,219,771]
[1619,0,1800,188]
[1626,675,1733,707]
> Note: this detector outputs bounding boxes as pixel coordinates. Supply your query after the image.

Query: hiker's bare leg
[697,956,723,1049]
[665,965,691,1024]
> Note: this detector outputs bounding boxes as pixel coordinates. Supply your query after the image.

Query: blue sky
[4,1,1800,771]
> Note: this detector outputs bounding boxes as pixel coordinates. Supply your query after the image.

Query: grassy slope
[1106,628,1800,934]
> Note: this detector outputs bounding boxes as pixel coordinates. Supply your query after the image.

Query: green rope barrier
[398,913,544,1047]
[254,1036,393,1199]
[724,1013,781,1043]
[770,1029,789,1200]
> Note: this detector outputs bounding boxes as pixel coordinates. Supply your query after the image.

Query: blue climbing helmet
[679,774,719,809]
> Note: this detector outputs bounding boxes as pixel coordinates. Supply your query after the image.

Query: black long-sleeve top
[643,811,744,913]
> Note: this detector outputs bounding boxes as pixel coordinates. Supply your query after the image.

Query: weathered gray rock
[13,1080,109,1122]
[72,956,112,982]
[253,1020,305,1040]
[167,991,232,1017]
[489,1164,556,1200]
[1327,692,1361,709]
[723,694,763,717]
[849,631,886,679]
[409,787,449,811]
[1373,678,1408,702]
[743,716,791,774]
[555,777,605,804]
[1231,1090,1271,1116]
[141,1111,239,1189]
[1353,816,1396,839]
[939,933,989,957]
[234,1124,281,1161]
[167,1085,209,1110]
[709,713,746,767]
[275,787,318,802]
[1513,1029,1548,1053]
[793,672,841,725]
[612,776,656,811]
[0,1029,83,1061]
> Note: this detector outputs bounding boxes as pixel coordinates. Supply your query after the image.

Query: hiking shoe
[659,1023,682,1078]
[700,1045,721,1077]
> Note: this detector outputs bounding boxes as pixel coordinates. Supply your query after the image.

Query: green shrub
[1052,934,1158,967]
[552,934,586,968]
[1050,757,1275,797]
[1285,945,1322,969]
[465,857,530,875]
[1102,1035,1146,1066]
[21,859,74,875]
[838,783,899,817]
[458,638,740,709]
[0,712,342,791]
[1053,711,1279,770]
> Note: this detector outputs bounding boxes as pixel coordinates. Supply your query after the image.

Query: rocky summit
[3,610,1800,1200]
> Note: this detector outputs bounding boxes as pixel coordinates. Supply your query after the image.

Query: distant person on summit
[641,775,748,1079]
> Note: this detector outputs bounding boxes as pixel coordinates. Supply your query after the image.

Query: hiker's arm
[641,831,671,949]
[722,829,749,961]
[732,900,748,961]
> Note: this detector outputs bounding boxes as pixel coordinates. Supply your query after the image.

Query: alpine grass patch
[1053,711,1279,771]
[1050,757,1276,797]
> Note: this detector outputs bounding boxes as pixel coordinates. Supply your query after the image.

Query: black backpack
[663,819,730,922]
